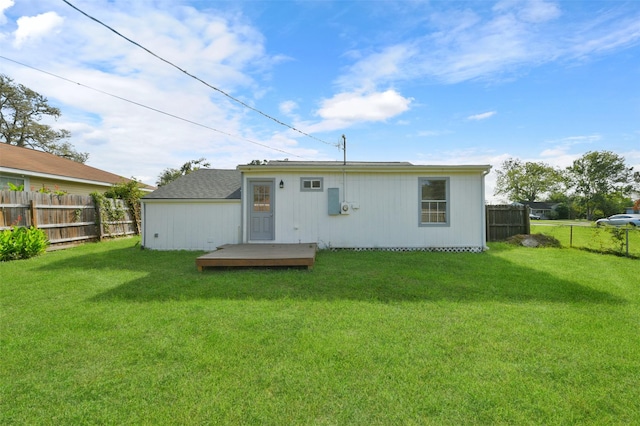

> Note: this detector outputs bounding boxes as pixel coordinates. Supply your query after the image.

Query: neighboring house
[0,143,154,196]
[141,161,491,252]
[626,193,640,214]
[520,202,559,219]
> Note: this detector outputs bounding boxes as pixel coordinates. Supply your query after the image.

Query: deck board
[196,243,317,271]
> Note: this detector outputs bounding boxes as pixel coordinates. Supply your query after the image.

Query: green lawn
[1,238,639,424]
[532,222,640,257]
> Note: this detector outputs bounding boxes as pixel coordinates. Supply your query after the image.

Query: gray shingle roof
[143,169,241,200]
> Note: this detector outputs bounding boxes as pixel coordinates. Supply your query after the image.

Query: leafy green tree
[156,169,183,187]
[0,74,88,163]
[248,159,268,165]
[494,158,563,203]
[633,172,640,211]
[545,191,573,219]
[566,151,634,219]
[156,158,210,187]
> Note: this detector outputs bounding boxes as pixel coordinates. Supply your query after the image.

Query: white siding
[242,171,487,250]
[142,200,241,250]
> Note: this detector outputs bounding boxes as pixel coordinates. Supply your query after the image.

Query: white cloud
[535,135,601,168]
[0,3,299,182]
[279,100,298,115]
[422,11,545,84]
[493,0,561,24]
[624,150,640,177]
[338,4,548,86]
[336,44,416,91]
[417,130,448,137]
[519,0,561,23]
[317,89,411,124]
[569,17,640,59]
[0,0,14,25]
[13,11,63,47]
[468,111,496,121]
[337,0,640,87]
[543,134,601,148]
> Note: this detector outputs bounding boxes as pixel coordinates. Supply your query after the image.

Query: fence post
[96,199,104,240]
[30,199,38,228]
[570,225,573,248]
[626,229,629,257]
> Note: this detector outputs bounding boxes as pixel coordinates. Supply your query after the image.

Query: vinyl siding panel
[242,170,486,250]
[142,200,241,250]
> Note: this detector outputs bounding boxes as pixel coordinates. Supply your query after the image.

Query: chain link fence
[531,223,640,257]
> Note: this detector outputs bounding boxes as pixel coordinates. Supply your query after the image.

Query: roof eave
[238,164,492,174]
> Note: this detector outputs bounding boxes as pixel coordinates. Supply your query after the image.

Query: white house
[141,161,491,252]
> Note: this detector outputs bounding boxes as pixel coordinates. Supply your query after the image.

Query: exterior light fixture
[279,180,284,189]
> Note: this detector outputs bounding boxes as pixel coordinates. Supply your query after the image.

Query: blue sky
[1,0,639,200]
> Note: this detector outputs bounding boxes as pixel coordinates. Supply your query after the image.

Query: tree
[156,158,211,186]
[566,151,634,219]
[0,74,88,163]
[494,158,563,203]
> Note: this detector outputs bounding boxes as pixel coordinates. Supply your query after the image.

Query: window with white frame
[300,177,323,192]
[419,177,449,226]
[0,175,25,191]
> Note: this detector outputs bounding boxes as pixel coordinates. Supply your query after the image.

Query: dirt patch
[505,233,562,248]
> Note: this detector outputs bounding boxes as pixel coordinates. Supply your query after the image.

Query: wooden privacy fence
[0,191,139,247]
[486,204,530,242]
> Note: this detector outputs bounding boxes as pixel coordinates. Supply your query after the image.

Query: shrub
[0,227,49,261]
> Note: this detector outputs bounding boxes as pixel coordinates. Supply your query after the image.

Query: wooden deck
[196,243,318,271]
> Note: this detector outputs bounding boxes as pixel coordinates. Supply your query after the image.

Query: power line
[61,0,340,149]
[0,55,304,158]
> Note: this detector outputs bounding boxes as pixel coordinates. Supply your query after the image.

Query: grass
[1,237,639,424]
[532,222,640,257]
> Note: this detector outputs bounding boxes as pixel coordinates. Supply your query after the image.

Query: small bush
[0,227,49,261]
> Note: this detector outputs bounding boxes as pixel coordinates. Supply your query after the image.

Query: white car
[595,214,640,227]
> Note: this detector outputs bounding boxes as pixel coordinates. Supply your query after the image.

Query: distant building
[513,201,559,219]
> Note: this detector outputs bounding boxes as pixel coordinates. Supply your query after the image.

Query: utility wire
[61,0,340,149]
[0,55,304,158]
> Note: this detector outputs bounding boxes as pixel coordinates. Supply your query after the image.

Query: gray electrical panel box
[328,188,340,215]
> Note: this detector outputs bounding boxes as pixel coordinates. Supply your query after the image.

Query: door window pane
[253,185,271,212]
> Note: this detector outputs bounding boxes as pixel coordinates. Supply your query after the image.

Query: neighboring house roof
[0,143,154,190]
[143,169,241,200]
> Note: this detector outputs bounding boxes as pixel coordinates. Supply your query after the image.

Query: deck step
[196,243,317,271]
